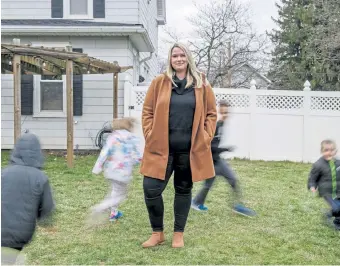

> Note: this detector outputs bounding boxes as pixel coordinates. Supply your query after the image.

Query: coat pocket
[145,130,153,142]
[145,130,158,152]
[203,130,211,147]
[195,130,210,153]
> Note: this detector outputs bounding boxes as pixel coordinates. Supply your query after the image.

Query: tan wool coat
[140,73,217,182]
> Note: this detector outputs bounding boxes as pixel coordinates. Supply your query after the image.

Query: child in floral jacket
[91,117,142,222]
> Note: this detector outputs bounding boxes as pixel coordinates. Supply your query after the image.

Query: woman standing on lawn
[140,42,217,248]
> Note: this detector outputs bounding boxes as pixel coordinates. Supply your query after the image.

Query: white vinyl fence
[124,77,340,163]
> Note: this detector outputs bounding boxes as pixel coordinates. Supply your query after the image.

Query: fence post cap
[250,79,257,90]
[123,73,131,82]
[304,80,311,91]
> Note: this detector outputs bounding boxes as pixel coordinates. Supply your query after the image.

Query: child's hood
[113,129,138,142]
[10,133,44,169]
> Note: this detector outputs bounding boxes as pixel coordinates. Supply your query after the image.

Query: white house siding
[139,0,159,78]
[105,0,139,23]
[1,0,154,25]
[126,41,158,84]
[2,0,160,78]
[1,36,133,150]
[126,41,139,85]
[139,53,159,81]
[1,0,139,22]
[1,0,51,19]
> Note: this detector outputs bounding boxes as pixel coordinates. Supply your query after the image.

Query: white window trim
[63,0,93,19]
[33,75,67,118]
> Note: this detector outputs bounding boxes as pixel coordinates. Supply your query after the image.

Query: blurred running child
[91,117,142,222]
[308,139,340,230]
[191,100,256,217]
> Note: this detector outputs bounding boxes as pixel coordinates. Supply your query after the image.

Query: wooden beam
[66,45,74,168]
[1,44,87,60]
[13,39,21,143]
[21,55,64,75]
[21,59,61,75]
[113,72,119,118]
[102,66,133,74]
[2,47,133,75]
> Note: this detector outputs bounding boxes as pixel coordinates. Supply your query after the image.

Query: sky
[158,0,279,57]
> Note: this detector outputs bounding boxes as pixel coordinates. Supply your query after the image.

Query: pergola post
[66,45,74,168]
[12,38,21,143]
[113,72,119,118]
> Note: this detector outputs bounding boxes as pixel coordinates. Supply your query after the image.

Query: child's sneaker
[333,217,340,231]
[334,223,340,231]
[191,201,208,211]
[109,211,123,222]
[232,204,256,217]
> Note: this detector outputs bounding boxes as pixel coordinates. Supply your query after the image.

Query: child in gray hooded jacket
[1,133,55,264]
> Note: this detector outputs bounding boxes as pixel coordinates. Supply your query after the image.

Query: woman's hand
[142,80,156,139]
[204,82,217,140]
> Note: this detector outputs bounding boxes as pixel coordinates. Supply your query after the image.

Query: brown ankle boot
[142,232,165,248]
[172,232,184,248]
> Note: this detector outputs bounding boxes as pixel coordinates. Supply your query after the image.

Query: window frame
[63,0,93,19]
[33,75,67,118]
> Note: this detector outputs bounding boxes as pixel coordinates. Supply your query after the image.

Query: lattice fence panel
[136,91,147,107]
[215,93,250,108]
[256,95,304,110]
[311,96,340,111]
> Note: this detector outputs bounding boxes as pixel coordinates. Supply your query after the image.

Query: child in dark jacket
[191,100,256,217]
[308,139,340,230]
[1,133,55,264]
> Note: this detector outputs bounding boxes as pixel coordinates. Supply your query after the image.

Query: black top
[211,120,233,162]
[308,157,340,198]
[168,76,196,152]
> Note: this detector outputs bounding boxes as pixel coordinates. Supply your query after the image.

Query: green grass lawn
[1,151,339,265]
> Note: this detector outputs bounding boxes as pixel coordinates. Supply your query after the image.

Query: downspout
[139,52,153,64]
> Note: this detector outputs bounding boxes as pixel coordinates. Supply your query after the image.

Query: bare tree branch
[160,0,270,87]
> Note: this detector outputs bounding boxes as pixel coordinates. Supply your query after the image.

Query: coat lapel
[162,77,172,120]
[191,86,203,143]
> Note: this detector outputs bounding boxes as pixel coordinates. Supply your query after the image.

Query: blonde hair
[165,42,203,88]
[320,139,337,152]
[112,117,136,132]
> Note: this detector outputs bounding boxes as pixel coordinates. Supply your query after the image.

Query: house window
[40,76,63,111]
[64,0,93,19]
[33,75,67,117]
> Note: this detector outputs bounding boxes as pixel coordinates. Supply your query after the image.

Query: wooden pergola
[1,39,133,167]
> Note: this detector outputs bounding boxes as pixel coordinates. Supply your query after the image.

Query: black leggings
[193,159,241,206]
[143,153,193,232]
